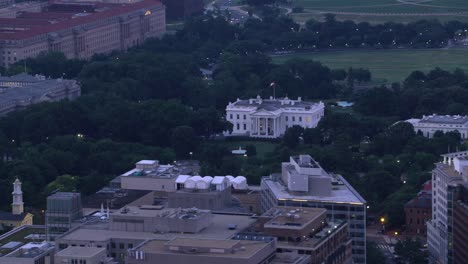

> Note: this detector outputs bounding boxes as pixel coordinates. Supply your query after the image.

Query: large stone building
[453,184,468,264]
[427,151,468,264]
[261,155,366,264]
[0,0,166,67]
[0,73,80,116]
[226,96,325,138]
[406,114,468,139]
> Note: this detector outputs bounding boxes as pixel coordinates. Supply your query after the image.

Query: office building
[427,151,468,264]
[261,155,366,263]
[55,206,258,263]
[406,114,468,139]
[252,206,352,264]
[0,0,166,67]
[0,73,80,116]
[46,192,83,241]
[226,96,325,138]
[453,184,468,264]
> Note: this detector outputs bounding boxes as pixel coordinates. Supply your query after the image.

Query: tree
[367,241,386,264]
[171,126,199,159]
[45,174,79,195]
[246,144,257,156]
[394,238,427,264]
[283,126,304,149]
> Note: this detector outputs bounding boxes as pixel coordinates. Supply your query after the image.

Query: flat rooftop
[59,213,256,242]
[112,206,209,220]
[137,238,271,259]
[263,207,326,228]
[418,115,468,125]
[0,78,77,106]
[165,237,239,249]
[291,155,320,168]
[55,246,105,258]
[0,226,45,256]
[121,160,199,179]
[263,175,366,205]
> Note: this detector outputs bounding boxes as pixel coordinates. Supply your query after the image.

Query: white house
[225,96,325,138]
[406,114,468,139]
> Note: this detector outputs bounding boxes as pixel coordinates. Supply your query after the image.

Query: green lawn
[272,49,468,82]
[290,0,468,23]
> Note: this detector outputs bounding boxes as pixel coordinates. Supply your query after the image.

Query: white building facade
[427,151,468,264]
[225,96,325,138]
[406,115,468,139]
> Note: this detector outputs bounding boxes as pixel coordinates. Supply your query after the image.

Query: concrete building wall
[121,177,176,192]
[167,188,232,211]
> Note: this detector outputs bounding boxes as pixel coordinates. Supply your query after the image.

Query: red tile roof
[0,0,163,40]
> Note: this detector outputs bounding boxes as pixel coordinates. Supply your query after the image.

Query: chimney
[298,97,301,102]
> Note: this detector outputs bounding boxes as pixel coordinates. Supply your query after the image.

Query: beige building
[0,0,166,67]
[126,237,277,264]
[55,246,116,264]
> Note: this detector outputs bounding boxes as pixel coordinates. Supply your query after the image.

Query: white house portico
[225,96,325,138]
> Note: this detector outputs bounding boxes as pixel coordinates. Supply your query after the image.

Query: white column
[273,118,276,137]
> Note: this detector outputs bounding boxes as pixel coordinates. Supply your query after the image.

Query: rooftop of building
[120,160,200,179]
[0,211,30,221]
[405,192,431,209]
[276,220,347,249]
[417,114,468,125]
[262,207,326,229]
[227,96,324,112]
[291,155,320,168]
[0,74,78,105]
[5,241,54,258]
[55,246,105,258]
[47,191,81,200]
[112,206,210,219]
[0,225,45,256]
[263,174,366,205]
[58,213,256,242]
[134,238,273,259]
[83,189,151,210]
[0,0,162,40]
